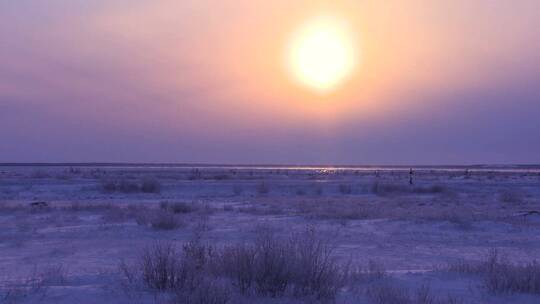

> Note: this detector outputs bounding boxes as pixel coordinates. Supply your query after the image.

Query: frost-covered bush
[338,184,353,194]
[256,182,269,195]
[161,201,198,214]
[448,249,540,294]
[498,190,525,204]
[128,228,347,302]
[141,178,161,193]
[101,178,161,194]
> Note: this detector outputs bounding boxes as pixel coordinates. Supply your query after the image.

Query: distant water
[1,163,539,173]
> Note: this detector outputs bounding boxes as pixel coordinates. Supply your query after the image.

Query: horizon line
[1,162,539,169]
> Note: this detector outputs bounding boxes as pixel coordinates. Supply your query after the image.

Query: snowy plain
[0,165,539,303]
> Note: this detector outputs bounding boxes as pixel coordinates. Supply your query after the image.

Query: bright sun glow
[288,17,357,93]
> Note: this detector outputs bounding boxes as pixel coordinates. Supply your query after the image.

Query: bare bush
[141,178,161,193]
[484,255,540,294]
[40,264,68,286]
[101,180,117,193]
[30,170,49,179]
[314,184,324,196]
[119,260,142,294]
[141,242,183,290]
[218,227,346,300]
[101,178,161,194]
[351,260,387,284]
[366,282,462,304]
[118,179,140,193]
[447,249,540,294]
[218,243,257,293]
[289,228,346,300]
[232,185,243,196]
[128,227,346,302]
[371,182,408,196]
[152,212,184,230]
[318,204,379,221]
[256,182,269,195]
[499,190,525,204]
[67,202,110,211]
[139,240,229,303]
[1,264,67,302]
[188,169,203,180]
[212,174,231,180]
[161,201,198,214]
[366,283,411,304]
[371,183,447,196]
[447,249,501,275]
[136,210,185,230]
[412,185,447,194]
[173,277,231,304]
[338,184,353,194]
[485,262,540,294]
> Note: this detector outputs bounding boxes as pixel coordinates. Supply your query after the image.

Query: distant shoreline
[1,163,539,170]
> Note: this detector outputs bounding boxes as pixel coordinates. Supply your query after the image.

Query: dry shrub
[448,249,540,294]
[128,227,346,302]
[350,260,387,284]
[319,204,380,221]
[499,190,525,204]
[173,277,231,304]
[118,180,140,193]
[136,210,185,230]
[141,178,161,193]
[232,185,243,196]
[371,183,447,196]
[141,242,191,290]
[67,202,114,212]
[256,182,269,195]
[161,201,199,214]
[366,282,463,304]
[412,185,447,194]
[138,240,230,303]
[218,227,347,300]
[366,283,411,304]
[338,184,353,194]
[1,264,68,302]
[101,178,161,194]
[371,183,408,196]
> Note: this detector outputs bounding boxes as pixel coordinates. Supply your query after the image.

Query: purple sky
[1,0,539,165]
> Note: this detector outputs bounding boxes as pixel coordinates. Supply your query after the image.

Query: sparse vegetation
[1,264,67,303]
[141,178,161,193]
[448,249,540,294]
[101,178,161,194]
[366,282,463,304]
[136,209,185,230]
[3,167,540,303]
[232,185,243,196]
[256,182,269,195]
[338,184,353,194]
[499,190,525,204]
[125,228,347,302]
[161,201,199,214]
[371,182,447,196]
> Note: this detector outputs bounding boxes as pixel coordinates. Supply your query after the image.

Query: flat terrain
[1,166,539,303]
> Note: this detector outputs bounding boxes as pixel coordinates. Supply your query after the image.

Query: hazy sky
[1,0,539,165]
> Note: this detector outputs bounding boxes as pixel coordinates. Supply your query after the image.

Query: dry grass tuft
[447,249,540,294]
[124,227,347,302]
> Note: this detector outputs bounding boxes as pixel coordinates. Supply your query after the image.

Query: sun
[288,17,358,93]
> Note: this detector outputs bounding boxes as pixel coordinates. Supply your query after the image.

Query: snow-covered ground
[1,166,539,303]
